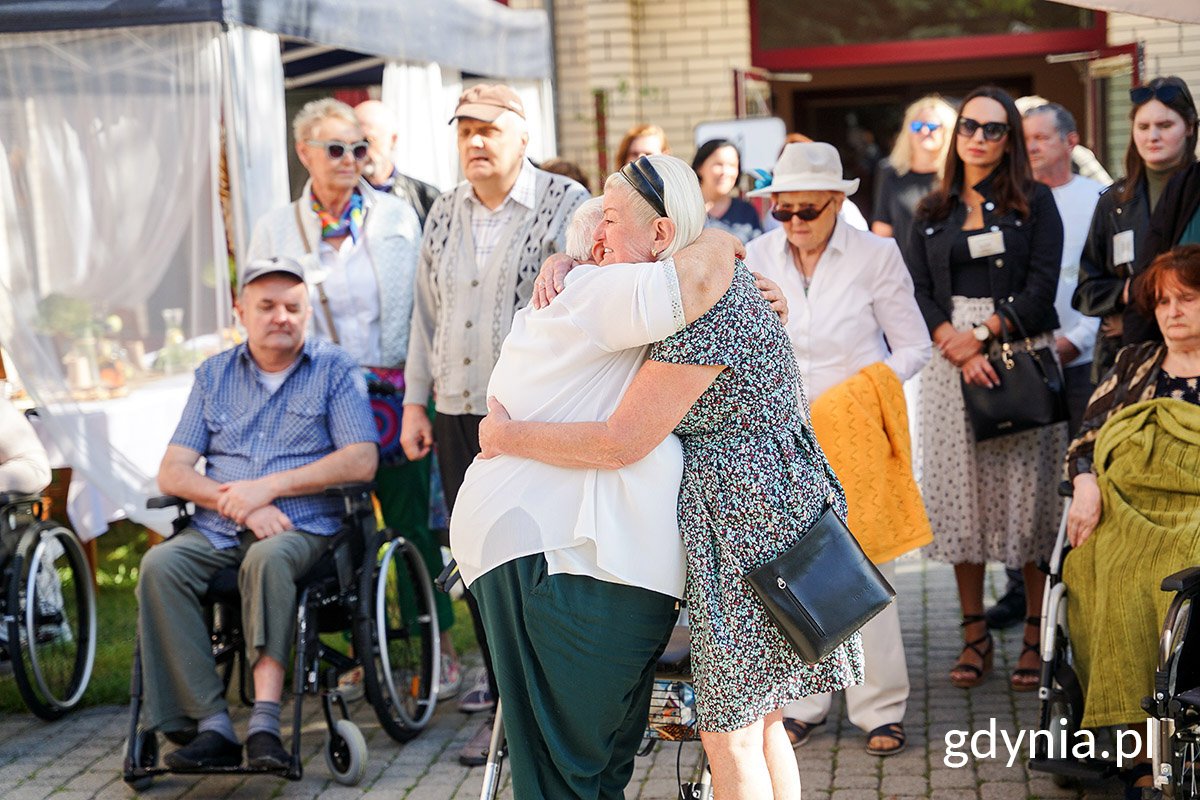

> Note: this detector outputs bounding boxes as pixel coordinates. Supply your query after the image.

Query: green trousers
[375,458,454,633]
[135,528,328,733]
[472,554,678,799]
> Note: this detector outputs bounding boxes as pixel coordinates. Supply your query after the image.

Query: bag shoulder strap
[293,200,340,345]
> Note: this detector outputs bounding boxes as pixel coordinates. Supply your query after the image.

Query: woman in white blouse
[744,142,932,757]
[448,170,746,798]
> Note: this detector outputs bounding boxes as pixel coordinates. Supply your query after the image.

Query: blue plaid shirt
[170,338,377,549]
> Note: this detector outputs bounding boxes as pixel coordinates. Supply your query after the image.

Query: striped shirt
[170,338,377,549]
[466,159,537,267]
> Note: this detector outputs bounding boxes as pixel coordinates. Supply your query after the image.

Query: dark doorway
[789,76,1033,221]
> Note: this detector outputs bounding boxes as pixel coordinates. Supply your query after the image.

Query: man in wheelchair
[136,257,377,771]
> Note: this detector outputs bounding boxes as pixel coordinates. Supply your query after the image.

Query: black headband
[620,156,668,218]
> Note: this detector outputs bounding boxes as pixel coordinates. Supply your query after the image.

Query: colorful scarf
[312,190,365,243]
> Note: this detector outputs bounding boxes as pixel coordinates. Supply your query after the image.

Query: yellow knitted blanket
[1064,398,1200,729]
[810,362,932,564]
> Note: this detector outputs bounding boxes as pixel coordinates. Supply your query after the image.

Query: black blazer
[905,174,1063,336]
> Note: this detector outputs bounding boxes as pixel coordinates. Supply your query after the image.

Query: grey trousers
[135,527,329,732]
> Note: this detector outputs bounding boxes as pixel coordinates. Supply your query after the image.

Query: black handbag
[960,304,1068,442]
[743,503,895,665]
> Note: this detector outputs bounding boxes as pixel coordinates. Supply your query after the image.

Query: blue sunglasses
[909,121,943,134]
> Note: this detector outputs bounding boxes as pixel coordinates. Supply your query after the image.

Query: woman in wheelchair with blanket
[1063,244,1200,798]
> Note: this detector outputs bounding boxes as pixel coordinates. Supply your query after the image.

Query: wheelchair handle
[436,560,461,594]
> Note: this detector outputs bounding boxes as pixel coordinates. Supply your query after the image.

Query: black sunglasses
[620,156,668,218]
[307,139,370,161]
[771,198,834,223]
[1130,83,1185,106]
[956,117,1010,142]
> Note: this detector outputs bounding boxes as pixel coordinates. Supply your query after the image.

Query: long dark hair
[916,86,1032,224]
[1119,76,1198,204]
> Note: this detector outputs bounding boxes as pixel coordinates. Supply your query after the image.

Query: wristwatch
[972,324,991,343]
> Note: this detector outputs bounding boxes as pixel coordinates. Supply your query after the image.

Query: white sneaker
[438,654,463,701]
[457,669,494,714]
[337,666,364,702]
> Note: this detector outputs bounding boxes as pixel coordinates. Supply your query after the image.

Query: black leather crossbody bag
[743,503,895,665]
[960,303,1067,441]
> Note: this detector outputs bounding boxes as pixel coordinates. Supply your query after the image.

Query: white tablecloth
[31,374,195,539]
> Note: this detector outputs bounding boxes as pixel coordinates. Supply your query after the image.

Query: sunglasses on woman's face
[620,156,668,218]
[1130,83,1185,106]
[909,121,943,134]
[307,139,370,161]
[771,198,833,223]
[956,117,1010,142]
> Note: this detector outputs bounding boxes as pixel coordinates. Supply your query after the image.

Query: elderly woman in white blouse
[745,142,932,757]
[449,169,751,798]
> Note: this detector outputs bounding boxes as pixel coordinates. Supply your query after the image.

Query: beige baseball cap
[449,84,526,124]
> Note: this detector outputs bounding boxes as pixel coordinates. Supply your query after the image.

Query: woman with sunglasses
[247,97,463,700]
[693,138,763,243]
[871,95,957,243]
[1074,76,1198,381]
[906,85,1065,692]
[469,153,863,799]
[742,141,932,757]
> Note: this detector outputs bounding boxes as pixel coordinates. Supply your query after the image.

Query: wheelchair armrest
[146,495,188,510]
[323,482,376,499]
[0,491,40,507]
[1162,567,1200,595]
[1058,481,1074,498]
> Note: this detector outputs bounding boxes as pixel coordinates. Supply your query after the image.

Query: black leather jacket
[906,174,1063,336]
[1071,177,1154,381]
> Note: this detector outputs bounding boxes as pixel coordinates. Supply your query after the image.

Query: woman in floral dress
[478,153,863,799]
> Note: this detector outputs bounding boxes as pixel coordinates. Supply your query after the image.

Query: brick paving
[0,558,1133,799]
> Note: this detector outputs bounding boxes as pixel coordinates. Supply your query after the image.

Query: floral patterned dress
[649,261,865,732]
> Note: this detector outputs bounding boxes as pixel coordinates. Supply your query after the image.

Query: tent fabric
[1052,0,1200,24]
[0,0,554,78]
[0,22,230,537]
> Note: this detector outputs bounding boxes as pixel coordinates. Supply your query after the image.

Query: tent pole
[219,26,248,273]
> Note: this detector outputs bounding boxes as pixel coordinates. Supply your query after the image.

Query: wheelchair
[0,491,96,720]
[1143,566,1200,798]
[1027,483,1121,787]
[122,482,440,789]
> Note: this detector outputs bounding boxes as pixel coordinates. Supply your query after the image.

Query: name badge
[968,231,1006,259]
[1113,229,1135,265]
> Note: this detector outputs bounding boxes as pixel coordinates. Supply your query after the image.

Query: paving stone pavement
[0,557,1135,799]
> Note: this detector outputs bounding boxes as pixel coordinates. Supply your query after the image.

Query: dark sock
[197,710,237,745]
[247,700,282,739]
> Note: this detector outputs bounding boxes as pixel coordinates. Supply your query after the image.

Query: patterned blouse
[1065,341,1166,480]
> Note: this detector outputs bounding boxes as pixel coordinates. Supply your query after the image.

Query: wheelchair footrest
[1028,757,1117,780]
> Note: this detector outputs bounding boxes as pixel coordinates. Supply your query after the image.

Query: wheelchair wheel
[324,718,367,786]
[7,522,96,720]
[356,536,439,742]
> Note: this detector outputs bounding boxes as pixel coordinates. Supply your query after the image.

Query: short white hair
[292,98,360,143]
[603,154,705,259]
[565,198,603,262]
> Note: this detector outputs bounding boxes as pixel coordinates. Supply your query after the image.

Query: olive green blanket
[1064,398,1200,729]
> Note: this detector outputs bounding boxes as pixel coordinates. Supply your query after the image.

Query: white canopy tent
[0,0,553,536]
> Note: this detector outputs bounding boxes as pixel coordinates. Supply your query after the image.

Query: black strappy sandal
[865,722,906,756]
[1011,616,1041,692]
[951,613,994,689]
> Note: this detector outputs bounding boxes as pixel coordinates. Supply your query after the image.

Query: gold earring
[651,248,658,258]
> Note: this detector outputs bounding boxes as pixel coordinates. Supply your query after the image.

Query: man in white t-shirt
[985,102,1105,631]
[1023,102,1104,435]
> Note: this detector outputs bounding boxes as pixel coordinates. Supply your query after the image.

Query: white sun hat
[746,141,859,197]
